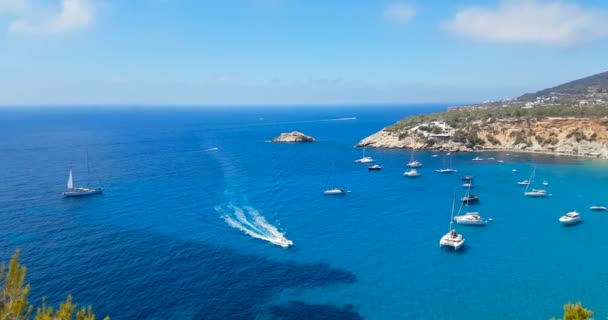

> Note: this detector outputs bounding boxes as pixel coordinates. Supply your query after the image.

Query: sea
[1,105,607,320]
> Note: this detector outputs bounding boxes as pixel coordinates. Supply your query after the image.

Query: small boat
[524,189,547,197]
[404,169,421,177]
[406,150,422,168]
[461,175,474,181]
[368,164,382,171]
[440,197,465,250]
[512,169,519,172]
[542,181,549,186]
[487,157,495,160]
[435,168,457,173]
[472,157,484,161]
[324,188,349,195]
[461,195,479,204]
[454,212,486,225]
[590,205,607,211]
[462,183,473,188]
[431,154,439,158]
[559,211,581,225]
[62,152,103,197]
[517,180,530,185]
[446,152,452,156]
[355,147,374,163]
[497,160,505,163]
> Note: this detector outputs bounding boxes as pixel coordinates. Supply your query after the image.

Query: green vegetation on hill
[385,104,608,132]
[0,250,108,320]
[521,71,608,100]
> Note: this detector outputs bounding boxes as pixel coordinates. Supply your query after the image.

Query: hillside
[358,71,608,158]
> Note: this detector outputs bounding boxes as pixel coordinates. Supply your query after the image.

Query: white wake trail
[217,205,293,248]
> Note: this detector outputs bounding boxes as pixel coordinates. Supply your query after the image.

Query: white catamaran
[440,196,465,250]
[524,167,547,197]
[63,152,103,197]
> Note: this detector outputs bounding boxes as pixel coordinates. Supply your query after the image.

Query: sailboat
[406,149,422,168]
[524,167,547,197]
[62,152,103,197]
[434,154,457,173]
[440,196,465,250]
[355,147,374,163]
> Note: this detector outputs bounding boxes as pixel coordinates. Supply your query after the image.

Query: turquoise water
[1,105,607,319]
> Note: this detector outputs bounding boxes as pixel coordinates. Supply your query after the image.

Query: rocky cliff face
[358,117,608,158]
[272,131,316,143]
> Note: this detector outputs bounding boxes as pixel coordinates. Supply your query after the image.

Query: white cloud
[383,2,415,24]
[0,0,26,13]
[7,0,94,34]
[441,0,608,46]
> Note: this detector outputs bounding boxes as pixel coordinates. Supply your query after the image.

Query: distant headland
[359,71,608,159]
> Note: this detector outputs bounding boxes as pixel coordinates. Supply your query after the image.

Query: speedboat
[435,168,457,173]
[461,195,479,204]
[524,189,547,197]
[517,180,530,185]
[454,212,486,225]
[542,181,549,186]
[406,160,423,168]
[368,164,382,171]
[355,156,374,163]
[440,229,465,250]
[559,211,581,225]
[403,169,421,177]
[268,237,294,248]
[590,205,607,211]
[472,157,484,161]
[324,188,349,195]
[462,183,473,188]
[461,175,474,181]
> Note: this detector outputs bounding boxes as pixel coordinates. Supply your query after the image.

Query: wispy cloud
[383,2,415,24]
[4,0,94,34]
[441,0,608,46]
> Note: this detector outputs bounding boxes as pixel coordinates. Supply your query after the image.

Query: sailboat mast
[524,166,535,194]
[449,195,456,231]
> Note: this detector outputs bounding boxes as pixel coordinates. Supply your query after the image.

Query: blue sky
[0,0,607,105]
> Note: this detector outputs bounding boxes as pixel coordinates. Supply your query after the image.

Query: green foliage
[486,134,500,145]
[551,301,593,320]
[0,251,109,320]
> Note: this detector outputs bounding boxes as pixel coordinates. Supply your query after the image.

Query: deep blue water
[1,105,608,319]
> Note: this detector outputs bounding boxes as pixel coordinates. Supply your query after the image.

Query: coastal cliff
[358,71,608,158]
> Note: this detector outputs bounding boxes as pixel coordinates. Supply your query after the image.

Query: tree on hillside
[0,250,109,320]
[550,302,593,320]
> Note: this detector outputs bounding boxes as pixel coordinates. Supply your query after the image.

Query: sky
[0,0,607,105]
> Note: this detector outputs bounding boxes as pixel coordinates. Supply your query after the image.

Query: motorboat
[559,211,581,225]
[431,154,439,158]
[512,169,519,172]
[435,168,457,173]
[403,169,421,177]
[440,229,465,250]
[454,212,486,225]
[368,164,382,171]
[487,157,495,160]
[461,195,479,204]
[324,188,349,195]
[462,183,473,188]
[517,180,530,185]
[590,205,607,211]
[472,157,484,161]
[542,181,549,186]
[461,175,474,181]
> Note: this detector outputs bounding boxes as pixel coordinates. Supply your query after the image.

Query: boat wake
[205,147,219,151]
[216,204,293,248]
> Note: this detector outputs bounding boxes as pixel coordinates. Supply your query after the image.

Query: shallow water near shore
[1,105,607,319]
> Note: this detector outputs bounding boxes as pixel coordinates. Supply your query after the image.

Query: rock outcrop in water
[272,131,316,143]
